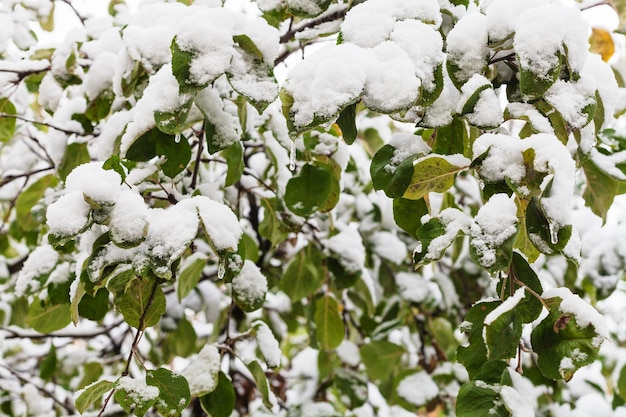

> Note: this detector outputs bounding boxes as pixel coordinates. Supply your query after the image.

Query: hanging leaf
[336,102,357,145]
[314,295,345,350]
[281,244,325,300]
[285,164,332,217]
[393,197,429,239]
[75,380,116,413]
[245,360,273,409]
[177,254,208,302]
[222,141,245,187]
[115,278,166,330]
[58,142,90,181]
[16,174,58,231]
[199,372,236,417]
[26,299,71,333]
[457,301,500,379]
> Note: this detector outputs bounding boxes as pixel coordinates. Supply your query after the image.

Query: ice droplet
[549,222,559,245]
[217,259,225,280]
[289,140,296,171]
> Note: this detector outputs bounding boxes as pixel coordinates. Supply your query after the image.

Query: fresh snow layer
[542,287,609,339]
[254,321,282,368]
[182,344,221,396]
[15,245,59,296]
[471,194,518,268]
[232,260,268,307]
[324,223,366,274]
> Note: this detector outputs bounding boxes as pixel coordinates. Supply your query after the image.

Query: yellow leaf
[590,27,615,62]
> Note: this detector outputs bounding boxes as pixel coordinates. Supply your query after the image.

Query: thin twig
[279,6,349,44]
[191,134,204,190]
[0,113,83,136]
[513,277,550,310]
[0,166,54,188]
[2,319,125,340]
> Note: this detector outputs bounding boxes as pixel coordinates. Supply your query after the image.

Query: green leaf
[484,300,523,360]
[526,197,571,254]
[281,244,324,300]
[27,299,71,333]
[403,156,466,200]
[370,144,396,193]
[582,157,622,222]
[75,380,116,413]
[154,97,193,135]
[531,297,602,381]
[233,34,264,61]
[222,141,244,187]
[167,317,197,358]
[336,102,357,145]
[16,174,58,231]
[499,252,544,323]
[171,36,207,94]
[360,341,405,381]
[457,301,499,379]
[155,135,192,178]
[519,51,562,100]
[0,98,17,142]
[618,364,626,399]
[39,344,57,381]
[314,295,345,350]
[177,254,207,302]
[125,128,191,178]
[114,380,157,417]
[102,155,127,182]
[461,84,490,115]
[77,362,104,390]
[393,197,428,239]
[199,372,236,417]
[78,288,109,321]
[433,117,467,156]
[115,278,166,330]
[285,164,332,217]
[456,381,509,417]
[146,368,191,416]
[258,197,289,248]
[245,360,273,409]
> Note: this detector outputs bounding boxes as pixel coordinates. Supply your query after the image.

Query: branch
[190,134,204,190]
[278,6,349,44]
[59,0,87,25]
[0,166,54,188]
[2,319,125,340]
[0,113,83,136]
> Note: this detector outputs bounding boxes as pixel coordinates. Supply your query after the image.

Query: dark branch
[278,6,349,44]
[0,113,83,136]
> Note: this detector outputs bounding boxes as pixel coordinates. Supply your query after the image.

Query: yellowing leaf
[590,27,615,62]
[403,156,467,200]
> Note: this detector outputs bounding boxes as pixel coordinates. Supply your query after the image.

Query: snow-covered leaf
[146,368,190,416]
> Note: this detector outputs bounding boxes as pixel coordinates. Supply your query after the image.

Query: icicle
[217,259,225,280]
[289,140,296,171]
[549,222,559,245]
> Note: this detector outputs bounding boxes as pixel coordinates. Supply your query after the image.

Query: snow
[195,86,242,149]
[388,133,431,168]
[336,340,361,367]
[180,196,242,252]
[363,42,420,113]
[116,376,160,403]
[254,320,281,368]
[65,162,122,205]
[470,194,518,268]
[458,75,503,128]
[181,344,221,396]
[46,191,91,237]
[231,260,268,306]
[283,44,367,129]
[542,287,609,339]
[484,0,548,42]
[446,12,489,84]
[500,369,537,417]
[396,371,438,406]
[369,231,407,264]
[514,5,589,81]
[109,191,149,246]
[390,20,444,92]
[420,208,472,262]
[484,288,525,326]
[545,77,596,129]
[15,245,59,296]
[324,223,366,274]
